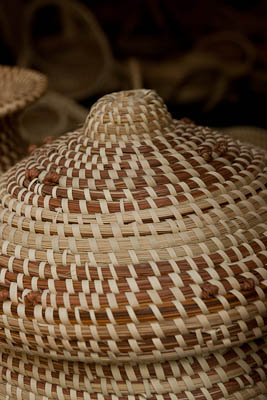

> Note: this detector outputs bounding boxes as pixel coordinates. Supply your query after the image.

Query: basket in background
[0,65,46,174]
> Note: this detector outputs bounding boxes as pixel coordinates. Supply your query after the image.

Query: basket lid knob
[82,89,174,140]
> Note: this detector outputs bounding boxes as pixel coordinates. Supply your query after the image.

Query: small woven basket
[0,65,47,174]
[0,89,266,399]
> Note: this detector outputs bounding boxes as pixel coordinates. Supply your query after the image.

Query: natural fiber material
[0,89,266,399]
[0,65,47,174]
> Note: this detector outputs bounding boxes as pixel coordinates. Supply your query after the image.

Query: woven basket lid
[0,89,267,399]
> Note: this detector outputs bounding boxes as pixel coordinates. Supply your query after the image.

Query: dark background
[1,0,267,128]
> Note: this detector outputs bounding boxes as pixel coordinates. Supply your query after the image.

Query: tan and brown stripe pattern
[0,89,266,399]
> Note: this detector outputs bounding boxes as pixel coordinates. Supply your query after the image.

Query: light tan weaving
[0,89,266,399]
[0,65,47,174]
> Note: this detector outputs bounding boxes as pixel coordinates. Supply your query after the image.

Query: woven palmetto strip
[0,65,47,173]
[0,89,266,399]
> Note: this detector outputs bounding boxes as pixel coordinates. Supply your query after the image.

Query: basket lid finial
[82,89,174,140]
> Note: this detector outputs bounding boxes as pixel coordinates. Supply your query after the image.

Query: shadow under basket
[0,89,267,399]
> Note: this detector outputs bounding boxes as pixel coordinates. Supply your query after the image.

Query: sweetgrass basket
[0,89,266,399]
[0,64,47,174]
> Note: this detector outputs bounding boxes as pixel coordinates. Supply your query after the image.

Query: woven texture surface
[0,65,47,174]
[0,65,47,118]
[0,89,267,399]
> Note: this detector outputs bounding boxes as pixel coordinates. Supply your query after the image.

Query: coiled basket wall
[0,89,266,399]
